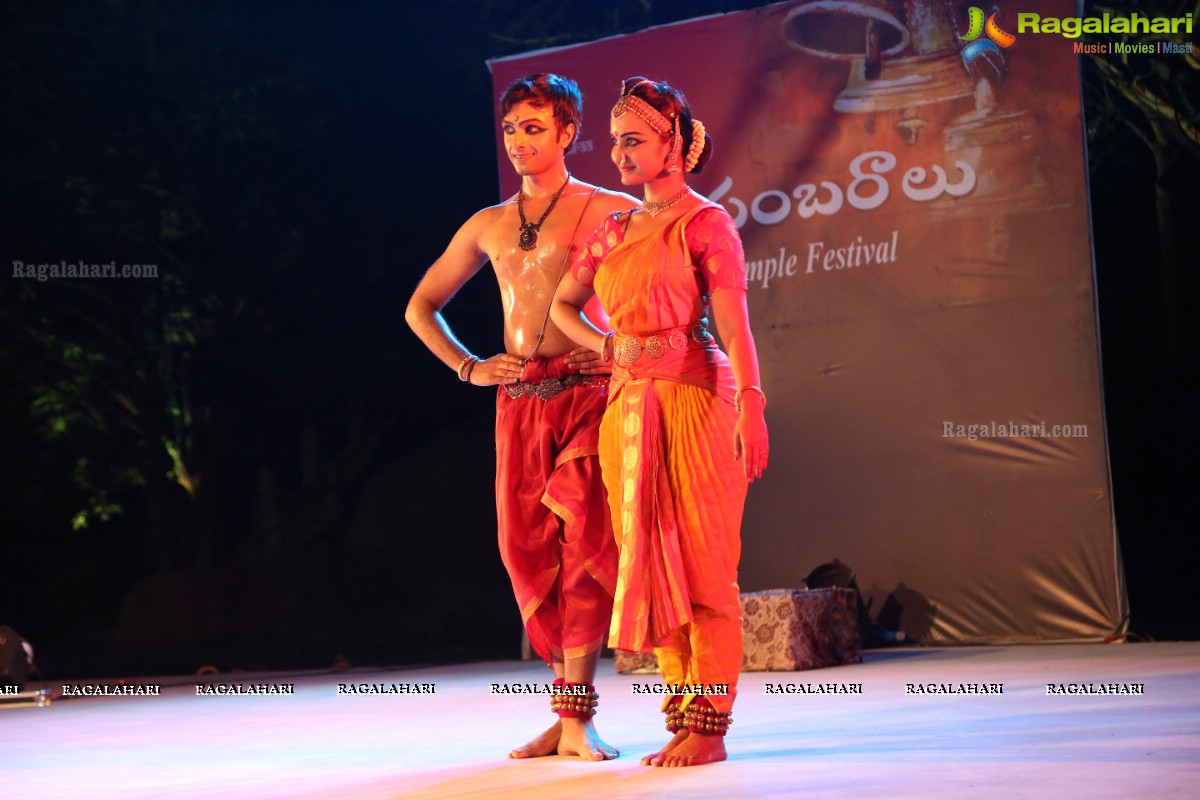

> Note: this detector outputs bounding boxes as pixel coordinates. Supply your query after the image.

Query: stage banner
[489,0,1127,644]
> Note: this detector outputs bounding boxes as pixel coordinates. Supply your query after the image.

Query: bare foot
[508,719,561,759]
[558,717,619,761]
[640,730,689,766]
[656,732,726,767]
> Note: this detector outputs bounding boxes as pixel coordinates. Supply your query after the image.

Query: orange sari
[575,204,749,713]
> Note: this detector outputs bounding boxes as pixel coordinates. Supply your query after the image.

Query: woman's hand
[733,397,769,481]
[563,345,610,375]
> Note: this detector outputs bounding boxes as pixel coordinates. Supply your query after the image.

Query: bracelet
[734,385,766,413]
[600,333,614,364]
[464,358,478,384]
[456,355,478,382]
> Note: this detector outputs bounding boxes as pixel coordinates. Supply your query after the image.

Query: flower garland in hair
[684,119,707,173]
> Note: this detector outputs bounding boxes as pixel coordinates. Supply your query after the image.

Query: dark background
[2,1,1196,679]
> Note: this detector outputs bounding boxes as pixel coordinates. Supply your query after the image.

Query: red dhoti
[494,356,617,663]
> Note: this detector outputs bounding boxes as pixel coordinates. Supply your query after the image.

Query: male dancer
[405,73,635,761]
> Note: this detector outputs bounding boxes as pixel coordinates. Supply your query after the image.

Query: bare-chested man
[405,73,635,761]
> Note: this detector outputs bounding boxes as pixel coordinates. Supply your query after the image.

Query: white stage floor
[3,643,1197,799]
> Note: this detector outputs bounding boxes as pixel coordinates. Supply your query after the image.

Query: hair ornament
[685,118,707,173]
[611,81,673,137]
[667,113,682,167]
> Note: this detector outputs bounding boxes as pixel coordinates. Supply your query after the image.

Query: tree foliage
[1,2,321,565]
[1082,0,1199,338]
[1084,1,1199,161]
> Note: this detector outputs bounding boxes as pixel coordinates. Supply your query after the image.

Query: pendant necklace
[517,174,571,251]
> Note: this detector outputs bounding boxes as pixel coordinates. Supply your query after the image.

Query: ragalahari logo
[960,7,1017,66]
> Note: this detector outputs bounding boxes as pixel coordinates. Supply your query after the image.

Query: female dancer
[551,77,769,767]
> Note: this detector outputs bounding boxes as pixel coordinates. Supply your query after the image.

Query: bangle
[734,385,766,413]
[456,355,478,382]
[464,358,478,384]
[600,333,614,364]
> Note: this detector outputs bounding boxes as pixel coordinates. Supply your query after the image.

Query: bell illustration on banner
[928,78,1056,226]
[782,0,975,144]
[917,5,1064,301]
[930,21,1058,225]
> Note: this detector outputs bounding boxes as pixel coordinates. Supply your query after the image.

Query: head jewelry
[612,80,707,173]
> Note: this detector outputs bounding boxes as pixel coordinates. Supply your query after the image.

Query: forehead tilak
[503,104,555,126]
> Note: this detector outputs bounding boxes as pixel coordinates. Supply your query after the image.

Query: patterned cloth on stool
[614,587,863,673]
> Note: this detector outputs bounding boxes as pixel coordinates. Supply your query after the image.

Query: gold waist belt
[615,324,714,366]
[503,374,608,401]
